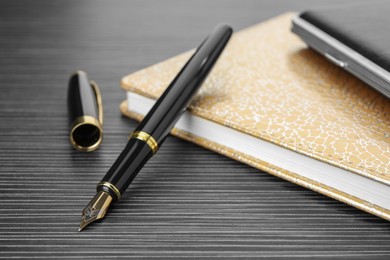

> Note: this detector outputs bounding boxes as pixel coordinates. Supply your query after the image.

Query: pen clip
[89,80,103,126]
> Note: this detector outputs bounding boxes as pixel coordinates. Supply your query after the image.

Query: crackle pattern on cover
[121,13,390,184]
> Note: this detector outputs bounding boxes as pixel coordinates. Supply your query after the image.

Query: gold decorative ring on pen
[70,115,103,152]
[97,181,122,200]
[130,131,158,154]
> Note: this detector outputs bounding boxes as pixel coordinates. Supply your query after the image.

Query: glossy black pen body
[79,24,233,231]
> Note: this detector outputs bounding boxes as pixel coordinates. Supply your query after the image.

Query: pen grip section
[98,138,153,200]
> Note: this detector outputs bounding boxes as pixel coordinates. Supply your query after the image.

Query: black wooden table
[1,0,389,259]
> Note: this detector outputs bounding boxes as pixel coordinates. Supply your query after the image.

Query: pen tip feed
[79,191,113,231]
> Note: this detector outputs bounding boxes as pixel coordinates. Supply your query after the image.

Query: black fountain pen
[79,25,233,231]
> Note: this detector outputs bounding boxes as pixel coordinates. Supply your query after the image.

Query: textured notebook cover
[120,13,390,220]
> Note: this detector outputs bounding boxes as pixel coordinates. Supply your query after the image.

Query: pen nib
[79,191,113,231]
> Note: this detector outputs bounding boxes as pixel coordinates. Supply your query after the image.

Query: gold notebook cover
[120,13,390,220]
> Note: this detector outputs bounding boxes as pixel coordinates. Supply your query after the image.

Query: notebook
[119,13,390,221]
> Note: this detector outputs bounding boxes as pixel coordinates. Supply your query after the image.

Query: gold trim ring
[130,131,158,154]
[70,115,103,152]
[97,181,122,200]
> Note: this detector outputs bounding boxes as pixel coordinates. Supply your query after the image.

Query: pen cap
[67,71,103,152]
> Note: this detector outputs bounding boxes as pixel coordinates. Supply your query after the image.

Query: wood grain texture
[0,0,389,259]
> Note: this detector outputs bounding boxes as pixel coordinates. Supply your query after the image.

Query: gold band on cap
[97,181,122,200]
[130,131,159,154]
[70,115,103,152]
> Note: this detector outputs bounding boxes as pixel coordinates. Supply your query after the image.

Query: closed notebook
[120,13,390,221]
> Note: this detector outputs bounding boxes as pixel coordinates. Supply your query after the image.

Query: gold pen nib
[79,191,113,231]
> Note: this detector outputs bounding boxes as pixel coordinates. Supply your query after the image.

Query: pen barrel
[98,25,232,200]
[135,24,232,144]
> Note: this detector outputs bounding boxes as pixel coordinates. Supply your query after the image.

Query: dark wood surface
[0,0,389,259]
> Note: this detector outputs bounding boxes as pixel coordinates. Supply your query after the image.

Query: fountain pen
[79,24,233,231]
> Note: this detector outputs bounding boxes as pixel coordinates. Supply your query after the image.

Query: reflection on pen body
[79,24,233,231]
